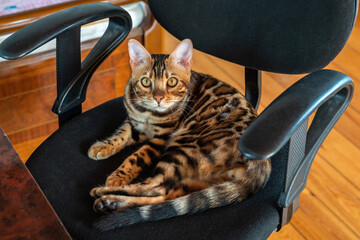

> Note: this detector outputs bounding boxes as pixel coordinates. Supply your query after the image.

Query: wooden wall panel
[0,85,57,134]
[0,64,55,98]
[8,121,58,146]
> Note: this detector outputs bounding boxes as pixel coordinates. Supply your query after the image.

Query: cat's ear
[169,39,193,71]
[128,39,151,70]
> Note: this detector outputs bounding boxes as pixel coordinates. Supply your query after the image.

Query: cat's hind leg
[92,178,212,212]
[93,176,182,213]
[91,177,211,198]
[91,175,165,198]
[94,195,169,212]
[93,182,194,213]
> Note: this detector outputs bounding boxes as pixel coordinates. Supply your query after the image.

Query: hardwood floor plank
[13,135,49,162]
[268,224,305,240]
[332,107,360,149]
[291,188,359,240]
[318,130,360,189]
[346,25,360,53]
[330,45,360,88]
[307,155,360,237]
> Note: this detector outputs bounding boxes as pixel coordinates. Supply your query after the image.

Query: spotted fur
[88,39,271,231]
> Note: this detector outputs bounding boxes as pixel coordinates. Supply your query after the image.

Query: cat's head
[127,39,193,113]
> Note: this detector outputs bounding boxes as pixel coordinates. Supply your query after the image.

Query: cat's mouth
[155,102,173,112]
[155,106,169,112]
[143,101,171,112]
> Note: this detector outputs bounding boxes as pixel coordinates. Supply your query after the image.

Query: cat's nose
[154,95,164,104]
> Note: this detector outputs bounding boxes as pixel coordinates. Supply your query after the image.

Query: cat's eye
[141,77,151,87]
[167,77,178,87]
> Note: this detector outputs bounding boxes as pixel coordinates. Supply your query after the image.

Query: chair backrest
[148,0,358,74]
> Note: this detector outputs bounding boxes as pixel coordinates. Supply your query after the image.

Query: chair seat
[26,97,285,240]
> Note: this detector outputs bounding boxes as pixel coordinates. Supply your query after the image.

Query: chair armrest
[239,69,353,160]
[0,3,132,124]
[0,2,131,59]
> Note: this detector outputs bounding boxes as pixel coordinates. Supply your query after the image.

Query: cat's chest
[134,121,156,138]
[130,115,175,139]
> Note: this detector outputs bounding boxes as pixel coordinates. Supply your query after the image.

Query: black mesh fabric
[26,97,287,240]
[148,0,357,74]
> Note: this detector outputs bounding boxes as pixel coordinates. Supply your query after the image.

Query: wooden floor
[4,21,360,239]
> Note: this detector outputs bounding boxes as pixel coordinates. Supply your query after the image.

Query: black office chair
[0,1,357,239]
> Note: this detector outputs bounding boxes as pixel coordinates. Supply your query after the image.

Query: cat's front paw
[90,187,104,198]
[90,186,124,198]
[88,141,114,160]
[106,175,130,187]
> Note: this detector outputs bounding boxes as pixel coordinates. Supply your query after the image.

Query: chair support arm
[0,3,132,60]
[239,69,353,212]
[238,69,354,161]
[0,3,132,124]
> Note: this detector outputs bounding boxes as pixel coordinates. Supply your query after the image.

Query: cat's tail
[94,181,255,231]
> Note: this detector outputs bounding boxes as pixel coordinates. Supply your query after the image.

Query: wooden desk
[0,126,71,239]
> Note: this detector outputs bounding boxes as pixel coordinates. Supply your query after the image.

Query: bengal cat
[88,39,271,231]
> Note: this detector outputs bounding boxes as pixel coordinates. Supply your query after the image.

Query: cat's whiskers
[169,102,191,117]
